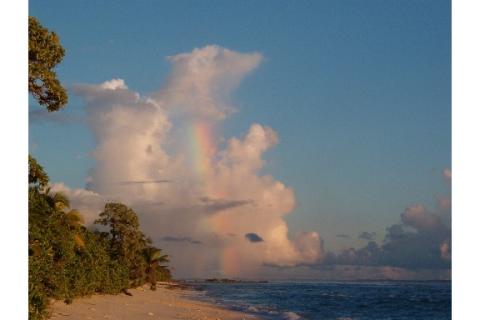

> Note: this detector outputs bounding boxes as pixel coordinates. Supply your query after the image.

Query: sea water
[190,281,451,320]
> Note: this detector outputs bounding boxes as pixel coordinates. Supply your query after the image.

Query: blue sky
[29,0,451,253]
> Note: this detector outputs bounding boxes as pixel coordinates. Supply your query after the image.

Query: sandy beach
[49,283,260,320]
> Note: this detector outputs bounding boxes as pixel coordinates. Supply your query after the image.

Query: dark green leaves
[28,16,68,112]
[28,155,49,190]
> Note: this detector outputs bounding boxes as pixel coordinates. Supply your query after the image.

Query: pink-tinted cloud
[65,45,323,278]
[443,168,451,182]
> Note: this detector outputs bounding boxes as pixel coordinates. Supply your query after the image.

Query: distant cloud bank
[319,175,451,272]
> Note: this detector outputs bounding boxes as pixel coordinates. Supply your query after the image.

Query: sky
[29,0,451,279]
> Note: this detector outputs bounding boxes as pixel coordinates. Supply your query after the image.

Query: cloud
[442,168,451,182]
[245,233,264,243]
[198,197,253,214]
[155,45,262,121]
[358,232,376,241]
[400,204,445,233]
[46,45,451,280]
[287,169,452,275]
[440,241,451,261]
[118,180,171,185]
[66,45,323,278]
[436,195,451,210]
[99,78,128,90]
[59,44,450,279]
[322,198,451,270]
[160,236,202,245]
[29,108,85,125]
[49,183,106,226]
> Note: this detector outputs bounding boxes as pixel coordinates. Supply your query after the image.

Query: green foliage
[28,155,49,191]
[28,187,132,320]
[156,265,172,282]
[29,16,68,111]
[28,160,172,320]
[143,247,169,290]
[47,191,70,212]
[95,203,151,287]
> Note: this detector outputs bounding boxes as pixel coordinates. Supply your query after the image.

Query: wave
[283,311,301,320]
[188,281,451,320]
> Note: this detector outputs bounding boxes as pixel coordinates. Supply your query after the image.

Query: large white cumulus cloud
[68,45,322,278]
[155,45,263,121]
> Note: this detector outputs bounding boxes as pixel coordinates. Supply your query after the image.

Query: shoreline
[49,282,260,320]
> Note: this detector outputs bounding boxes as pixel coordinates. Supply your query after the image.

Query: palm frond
[149,250,163,262]
[73,234,85,248]
[65,209,84,227]
[52,192,70,211]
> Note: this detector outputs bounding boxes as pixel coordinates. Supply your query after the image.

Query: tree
[142,247,169,290]
[29,16,68,111]
[94,203,149,286]
[46,190,86,248]
[43,190,84,227]
[28,162,129,320]
[28,155,49,191]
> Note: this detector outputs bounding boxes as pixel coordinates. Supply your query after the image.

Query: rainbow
[188,121,241,276]
[188,122,216,178]
[187,121,227,198]
[213,214,242,276]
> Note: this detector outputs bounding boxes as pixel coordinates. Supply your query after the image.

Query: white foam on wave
[247,306,260,312]
[283,311,301,320]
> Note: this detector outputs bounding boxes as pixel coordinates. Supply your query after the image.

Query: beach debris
[122,288,133,296]
[148,312,154,316]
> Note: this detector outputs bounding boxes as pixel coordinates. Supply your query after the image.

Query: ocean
[190,281,451,320]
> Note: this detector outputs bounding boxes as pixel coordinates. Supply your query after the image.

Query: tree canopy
[28,16,68,111]
[29,161,171,320]
[28,155,49,190]
[95,203,151,286]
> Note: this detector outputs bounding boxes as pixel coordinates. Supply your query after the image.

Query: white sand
[49,283,260,320]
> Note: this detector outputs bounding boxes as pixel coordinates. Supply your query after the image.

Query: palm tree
[46,191,84,225]
[46,190,85,248]
[143,247,169,290]
[51,192,70,211]
[63,209,85,228]
[65,209,86,248]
